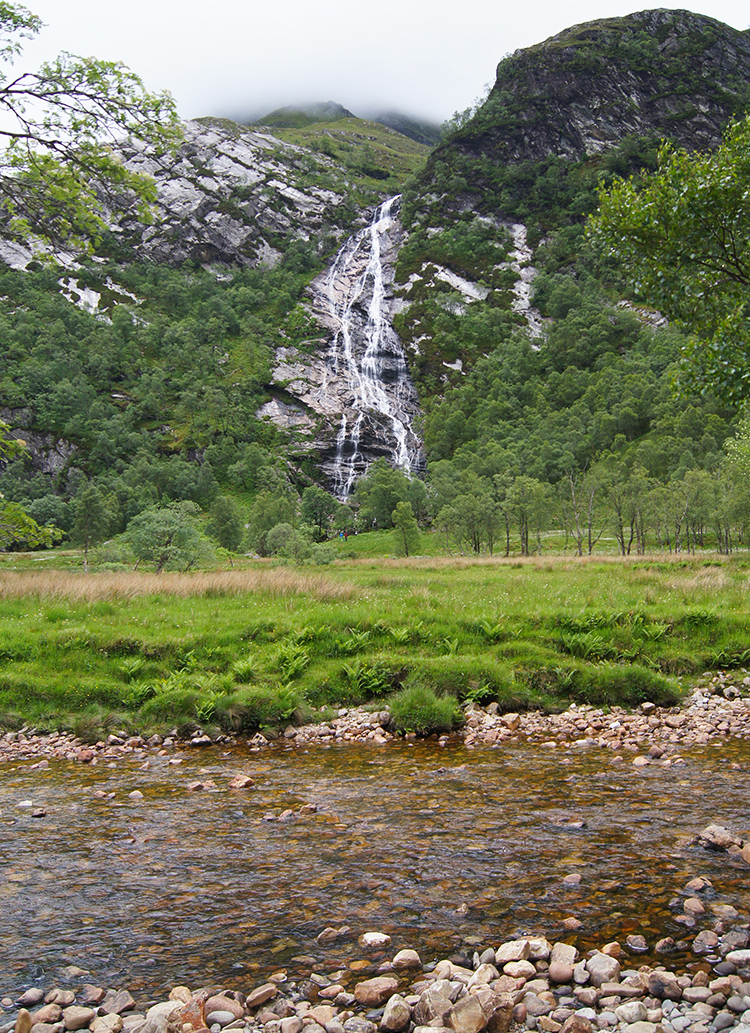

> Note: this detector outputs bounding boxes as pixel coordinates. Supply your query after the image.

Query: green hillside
[3,9,750,567]
[262,115,430,188]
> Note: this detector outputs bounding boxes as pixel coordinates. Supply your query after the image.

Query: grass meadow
[1,546,749,739]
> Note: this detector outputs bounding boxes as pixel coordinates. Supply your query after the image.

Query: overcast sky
[17,0,750,127]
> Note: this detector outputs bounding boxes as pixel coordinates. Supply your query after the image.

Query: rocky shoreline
[2,676,750,1033]
[4,926,750,1033]
[1,672,748,765]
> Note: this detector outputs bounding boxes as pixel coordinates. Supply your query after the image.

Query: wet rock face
[262,198,424,497]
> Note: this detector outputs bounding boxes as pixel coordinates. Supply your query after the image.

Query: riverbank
[3,554,750,737]
[2,671,748,764]
[4,926,750,1033]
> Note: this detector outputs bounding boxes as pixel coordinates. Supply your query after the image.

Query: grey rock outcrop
[105,119,356,267]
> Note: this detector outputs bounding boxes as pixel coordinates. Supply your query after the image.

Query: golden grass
[347,552,703,571]
[0,568,357,603]
[666,566,728,595]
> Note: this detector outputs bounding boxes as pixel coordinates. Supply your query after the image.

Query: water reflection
[1,740,749,997]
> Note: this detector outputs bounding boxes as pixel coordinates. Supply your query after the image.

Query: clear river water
[2,740,750,1000]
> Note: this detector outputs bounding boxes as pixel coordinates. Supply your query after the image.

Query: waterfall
[324,196,423,500]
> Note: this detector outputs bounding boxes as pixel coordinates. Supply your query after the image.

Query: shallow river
[2,740,750,1000]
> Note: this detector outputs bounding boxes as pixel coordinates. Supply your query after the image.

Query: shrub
[140,687,202,723]
[388,686,462,735]
[213,684,306,732]
[312,542,337,565]
[572,664,680,707]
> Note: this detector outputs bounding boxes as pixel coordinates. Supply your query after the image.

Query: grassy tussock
[0,569,357,603]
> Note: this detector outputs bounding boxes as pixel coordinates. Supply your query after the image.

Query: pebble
[4,922,750,1033]
[2,672,750,766]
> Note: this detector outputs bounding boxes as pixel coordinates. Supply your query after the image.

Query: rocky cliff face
[417,9,750,222]
[475,9,750,164]
[105,119,368,268]
[392,9,750,403]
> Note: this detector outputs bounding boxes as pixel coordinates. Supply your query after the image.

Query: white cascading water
[324,195,422,500]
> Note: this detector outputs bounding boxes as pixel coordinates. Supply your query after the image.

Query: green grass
[265,117,430,187]
[1,550,748,735]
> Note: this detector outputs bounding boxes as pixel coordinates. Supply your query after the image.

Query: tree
[391,501,421,557]
[206,495,244,553]
[266,521,313,564]
[0,417,24,461]
[125,501,212,573]
[0,3,180,253]
[558,468,607,556]
[70,482,112,571]
[354,459,415,529]
[301,485,339,540]
[590,117,750,405]
[435,491,498,555]
[0,495,61,549]
[507,476,550,556]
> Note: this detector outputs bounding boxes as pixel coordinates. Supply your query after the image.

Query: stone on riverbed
[46,992,75,1007]
[392,949,421,970]
[585,952,620,987]
[697,824,744,851]
[615,1002,648,1024]
[495,939,531,964]
[91,1016,123,1033]
[131,1002,181,1033]
[101,991,136,1016]
[62,1007,96,1031]
[445,993,487,1033]
[473,987,513,1033]
[245,985,278,1009]
[16,992,44,1008]
[380,995,411,1032]
[354,977,399,1007]
[204,996,244,1022]
[549,961,574,984]
[14,1010,32,1033]
[559,1017,593,1033]
[360,932,391,948]
[503,960,536,979]
[31,1007,61,1025]
[413,985,453,1025]
[469,964,500,987]
[647,973,682,1000]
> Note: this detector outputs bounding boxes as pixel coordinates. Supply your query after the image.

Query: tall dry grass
[347,552,703,570]
[0,569,357,603]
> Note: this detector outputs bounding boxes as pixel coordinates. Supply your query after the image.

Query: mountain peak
[254,101,355,129]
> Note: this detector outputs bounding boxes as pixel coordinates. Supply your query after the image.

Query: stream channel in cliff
[2,740,750,998]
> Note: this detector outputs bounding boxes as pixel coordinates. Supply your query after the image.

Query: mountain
[253,103,443,147]
[253,102,356,128]
[1,9,748,547]
[367,111,443,147]
[395,8,750,395]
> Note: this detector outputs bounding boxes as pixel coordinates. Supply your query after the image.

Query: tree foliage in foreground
[0,2,180,252]
[589,116,750,406]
